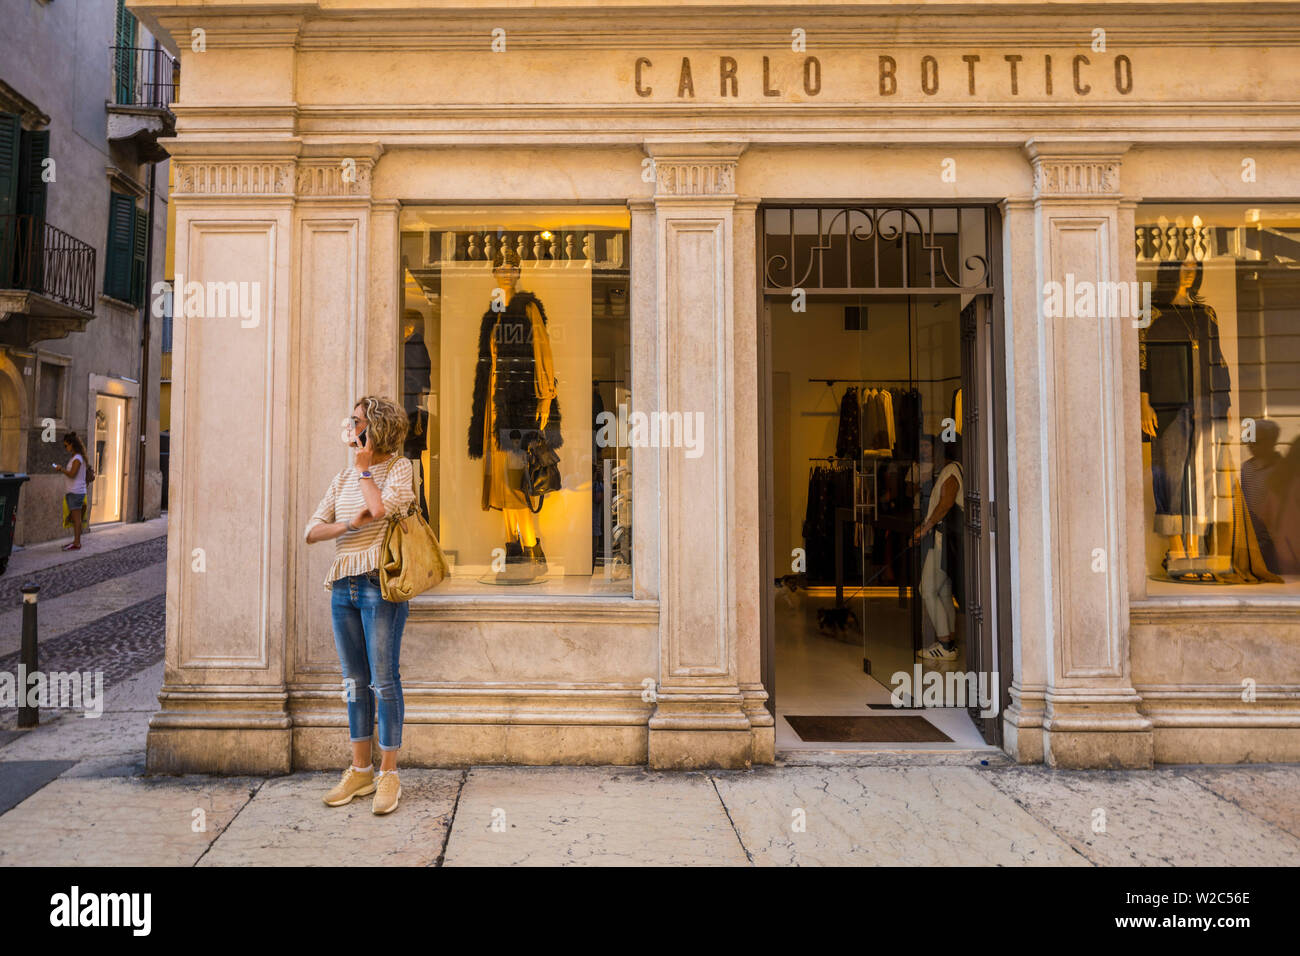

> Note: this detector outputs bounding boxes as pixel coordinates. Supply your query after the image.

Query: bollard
[18,583,38,728]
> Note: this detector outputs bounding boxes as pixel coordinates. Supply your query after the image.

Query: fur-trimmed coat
[467,290,563,459]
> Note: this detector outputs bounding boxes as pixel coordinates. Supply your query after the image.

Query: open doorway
[89,393,128,524]
[758,204,1011,751]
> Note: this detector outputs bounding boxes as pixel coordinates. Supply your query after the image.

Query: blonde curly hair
[354,395,408,455]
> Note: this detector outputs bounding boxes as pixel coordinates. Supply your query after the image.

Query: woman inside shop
[305,396,415,815]
[912,436,964,662]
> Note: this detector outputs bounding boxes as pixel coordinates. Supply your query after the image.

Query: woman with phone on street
[304,396,415,815]
[53,432,93,551]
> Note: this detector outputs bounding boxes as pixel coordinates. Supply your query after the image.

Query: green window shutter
[16,129,49,221]
[0,112,20,288]
[130,202,148,307]
[16,129,49,293]
[114,0,138,105]
[104,192,135,302]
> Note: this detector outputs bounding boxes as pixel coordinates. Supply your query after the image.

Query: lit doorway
[758,204,1012,751]
[89,393,128,524]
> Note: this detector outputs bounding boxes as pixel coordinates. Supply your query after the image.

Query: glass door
[89,394,127,524]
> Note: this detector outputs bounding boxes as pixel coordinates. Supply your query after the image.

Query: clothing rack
[810,376,961,386]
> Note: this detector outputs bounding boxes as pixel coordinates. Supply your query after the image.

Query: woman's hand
[912,523,930,543]
[1140,392,1158,438]
[353,428,375,471]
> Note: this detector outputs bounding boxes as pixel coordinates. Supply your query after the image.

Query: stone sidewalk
[2,653,1298,866]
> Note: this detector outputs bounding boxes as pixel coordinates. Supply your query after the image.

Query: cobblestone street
[0,519,167,733]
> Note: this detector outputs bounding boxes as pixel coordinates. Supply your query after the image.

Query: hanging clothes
[893,389,923,460]
[834,386,861,459]
[862,388,893,455]
[883,385,894,452]
[802,463,858,583]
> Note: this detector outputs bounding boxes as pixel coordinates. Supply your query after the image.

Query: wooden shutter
[104,192,135,302]
[16,129,49,221]
[16,129,49,292]
[114,0,137,105]
[130,202,148,307]
[0,112,20,288]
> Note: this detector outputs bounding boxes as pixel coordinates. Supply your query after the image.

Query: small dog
[816,606,861,640]
[774,574,805,612]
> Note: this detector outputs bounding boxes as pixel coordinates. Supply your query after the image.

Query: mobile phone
[354,427,367,448]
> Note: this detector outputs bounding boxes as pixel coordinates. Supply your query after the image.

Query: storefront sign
[630,52,1134,100]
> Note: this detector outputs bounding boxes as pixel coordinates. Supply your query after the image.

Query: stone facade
[132,0,1300,772]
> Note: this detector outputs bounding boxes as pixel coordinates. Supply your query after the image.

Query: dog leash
[836,535,927,607]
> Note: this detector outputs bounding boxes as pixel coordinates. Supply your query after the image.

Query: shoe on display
[915,640,958,662]
[525,538,548,574]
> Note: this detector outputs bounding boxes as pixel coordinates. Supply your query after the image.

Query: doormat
[785,715,952,743]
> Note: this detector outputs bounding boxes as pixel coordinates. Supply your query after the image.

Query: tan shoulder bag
[379,460,449,601]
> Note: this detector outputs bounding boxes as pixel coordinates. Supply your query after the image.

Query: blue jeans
[1151,404,1193,537]
[330,571,408,751]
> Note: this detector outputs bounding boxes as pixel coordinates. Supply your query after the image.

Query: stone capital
[1023,139,1131,201]
[644,141,746,200]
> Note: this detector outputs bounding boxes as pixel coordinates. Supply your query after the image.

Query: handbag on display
[521,431,562,513]
[379,461,449,601]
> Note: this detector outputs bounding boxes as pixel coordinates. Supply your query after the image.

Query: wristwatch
[360,470,372,479]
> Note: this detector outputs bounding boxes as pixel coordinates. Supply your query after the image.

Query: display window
[1136,204,1300,594]
[398,206,633,595]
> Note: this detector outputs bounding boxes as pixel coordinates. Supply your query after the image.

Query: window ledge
[1131,597,1300,627]
[408,593,658,625]
[98,293,138,314]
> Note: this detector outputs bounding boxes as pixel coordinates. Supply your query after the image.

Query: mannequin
[468,248,563,583]
[1139,258,1231,581]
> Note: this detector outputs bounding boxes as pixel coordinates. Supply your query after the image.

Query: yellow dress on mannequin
[480,298,558,514]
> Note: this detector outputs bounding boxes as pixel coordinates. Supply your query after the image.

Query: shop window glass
[399,206,632,595]
[1137,204,1300,593]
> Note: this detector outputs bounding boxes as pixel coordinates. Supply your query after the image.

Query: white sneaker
[916,641,958,661]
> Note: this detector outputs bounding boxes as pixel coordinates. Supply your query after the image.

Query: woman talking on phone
[53,432,93,551]
[304,396,415,815]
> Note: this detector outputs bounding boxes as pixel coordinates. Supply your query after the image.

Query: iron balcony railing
[111,45,179,110]
[0,215,97,314]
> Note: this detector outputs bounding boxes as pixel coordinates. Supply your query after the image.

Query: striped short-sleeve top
[304,454,416,590]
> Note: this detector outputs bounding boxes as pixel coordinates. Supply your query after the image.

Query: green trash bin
[0,473,30,576]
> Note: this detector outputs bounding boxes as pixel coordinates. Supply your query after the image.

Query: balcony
[0,215,97,347]
[107,45,178,164]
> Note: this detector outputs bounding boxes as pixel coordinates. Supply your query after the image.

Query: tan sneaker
[372,770,401,815]
[322,765,375,806]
